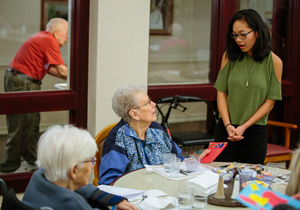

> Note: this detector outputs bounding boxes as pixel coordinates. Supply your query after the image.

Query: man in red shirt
[0,18,68,173]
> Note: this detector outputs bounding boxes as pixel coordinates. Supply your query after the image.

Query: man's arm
[47,65,67,80]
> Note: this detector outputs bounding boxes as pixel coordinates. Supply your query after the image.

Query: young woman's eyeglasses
[230,30,253,40]
[132,98,152,110]
[82,157,97,166]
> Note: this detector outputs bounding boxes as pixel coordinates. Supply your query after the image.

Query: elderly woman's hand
[197,149,211,160]
[116,200,138,210]
[292,193,300,201]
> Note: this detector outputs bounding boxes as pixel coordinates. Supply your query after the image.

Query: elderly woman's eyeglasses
[132,98,152,110]
[82,157,97,166]
[230,30,253,40]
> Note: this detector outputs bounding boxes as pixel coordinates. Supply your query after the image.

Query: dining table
[112,162,290,209]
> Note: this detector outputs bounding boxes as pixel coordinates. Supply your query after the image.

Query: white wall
[88,0,150,136]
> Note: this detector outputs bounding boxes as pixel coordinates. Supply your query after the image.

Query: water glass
[170,158,181,178]
[266,163,279,181]
[192,190,207,210]
[178,187,193,210]
[163,153,176,173]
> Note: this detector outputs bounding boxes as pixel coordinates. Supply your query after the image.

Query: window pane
[0,0,70,92]
[0,110,69,174]
[237,0,273,18]
[156,101,208,157]
[236,0,273,38]
[148,0,212,85]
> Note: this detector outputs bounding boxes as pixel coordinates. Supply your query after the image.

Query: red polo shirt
[9,31,64,80]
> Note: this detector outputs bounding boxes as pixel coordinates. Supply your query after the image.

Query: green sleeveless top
[214,52,282,125]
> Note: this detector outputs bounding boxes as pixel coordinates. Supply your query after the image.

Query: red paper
[200,142,228,163]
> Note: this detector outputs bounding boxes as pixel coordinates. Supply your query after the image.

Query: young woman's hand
[226,125,244,141]
[232,125,246,141]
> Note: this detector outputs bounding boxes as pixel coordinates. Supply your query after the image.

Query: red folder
[200,142,228,163]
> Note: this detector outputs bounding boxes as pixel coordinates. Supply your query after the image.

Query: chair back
[265,120,298,168]
[93,122,118,186]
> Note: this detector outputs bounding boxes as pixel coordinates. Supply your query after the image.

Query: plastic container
[184,157,200,172]
[222,171,234,183]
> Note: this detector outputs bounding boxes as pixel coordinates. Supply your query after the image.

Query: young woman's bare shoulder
[271,52,283,82]
[220,52,229,71]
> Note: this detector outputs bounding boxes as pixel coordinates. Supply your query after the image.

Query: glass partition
[236,0,273,38]
[150,0,213,151]
[0,0,70,92]
[148,0,212,85]
[0,110,69,174]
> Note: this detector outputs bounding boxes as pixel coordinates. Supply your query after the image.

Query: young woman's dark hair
[226,9,272,62]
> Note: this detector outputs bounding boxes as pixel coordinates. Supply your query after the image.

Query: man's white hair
[37,124,97,182]
[46,18,68,33]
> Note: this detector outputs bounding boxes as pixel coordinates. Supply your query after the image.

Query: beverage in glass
[170,158,181,178]
[192,192,207,210]
[178,187,193,210]
[163,153,176,173]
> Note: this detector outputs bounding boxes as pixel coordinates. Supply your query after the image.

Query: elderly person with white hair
[286,146,300,200]
[22,125,138,210]
[98,84,210,185]
[0,17,68,174]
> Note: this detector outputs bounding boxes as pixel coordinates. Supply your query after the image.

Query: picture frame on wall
[150,0,173,35]
[41,0,68,31]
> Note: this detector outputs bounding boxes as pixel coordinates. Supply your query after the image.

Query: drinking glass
[170,158,181,178]
[163,153,176,173]
[192,190,207,210]
[266,163,279,182]
[178,187,193,210]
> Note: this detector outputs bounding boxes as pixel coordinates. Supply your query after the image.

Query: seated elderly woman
[22,125,137,210]
[99,83,210,185]
[286,146,300,200]
[273,146,300,210]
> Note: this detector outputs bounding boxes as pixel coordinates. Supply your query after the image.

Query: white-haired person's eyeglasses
[82,157,97,166]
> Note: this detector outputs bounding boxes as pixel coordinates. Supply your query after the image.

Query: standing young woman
[213,9,282,164]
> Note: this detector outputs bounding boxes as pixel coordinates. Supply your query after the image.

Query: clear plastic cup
[163,153,176,173]
[170,158,181,178]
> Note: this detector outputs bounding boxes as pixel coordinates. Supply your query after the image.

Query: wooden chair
[93,122,118,186]
[265,120,298,168]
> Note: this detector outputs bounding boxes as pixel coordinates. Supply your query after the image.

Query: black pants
[214,118,267,164]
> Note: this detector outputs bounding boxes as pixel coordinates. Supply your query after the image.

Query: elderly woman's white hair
[37,124,97,182]
[286,146,300,196]
[46,18,67,33]
[112,83,146,122]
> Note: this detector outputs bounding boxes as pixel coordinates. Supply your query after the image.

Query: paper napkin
[139,196,178,210]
